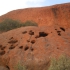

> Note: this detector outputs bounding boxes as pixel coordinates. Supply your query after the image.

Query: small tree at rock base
[15,62,26,70]
[48,55,70,70]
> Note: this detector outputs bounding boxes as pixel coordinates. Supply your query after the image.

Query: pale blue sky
[0,0,70,16]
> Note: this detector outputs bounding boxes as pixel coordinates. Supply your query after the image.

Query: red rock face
[0,3,70,70]
[0,26,70,70]
[0,3,70,28]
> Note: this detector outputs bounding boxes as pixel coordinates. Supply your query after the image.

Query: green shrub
[15,62,26,70]
[48,55,70,70]
[0,19,23,32]
[23,20,38,27]
[0,19,38,32]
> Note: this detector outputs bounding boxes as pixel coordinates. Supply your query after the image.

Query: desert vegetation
[0,19,38,32]
[23,20,38,27]
[48,55,70,70]
[14,55,70,70]
[15,62,26,70]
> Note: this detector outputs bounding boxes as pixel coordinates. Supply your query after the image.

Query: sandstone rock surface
[0,3,70,27]
[0,3,70,70]
[0,66,9,70]
[0,26,70,70]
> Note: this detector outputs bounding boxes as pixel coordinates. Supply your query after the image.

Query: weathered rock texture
[0,66,9,70]
[0,26,70,70]
[0,3,70,27]
[0,3,70,70]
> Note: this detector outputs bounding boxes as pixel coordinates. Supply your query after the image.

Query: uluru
[0,3,70,70]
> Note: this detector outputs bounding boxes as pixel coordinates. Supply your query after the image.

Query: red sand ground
[0,3,70,70]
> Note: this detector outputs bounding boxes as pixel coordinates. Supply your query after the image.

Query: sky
[0,0,70,16]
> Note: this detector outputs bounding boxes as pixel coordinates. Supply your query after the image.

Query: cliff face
[0,3,70,27]
[0,3,70,70]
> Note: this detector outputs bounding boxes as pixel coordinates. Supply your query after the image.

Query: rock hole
[31,48,34,51]
[35,35,39,38]
[39,32,48,37]
[9,37,13,40]
[57,47,59,49]
[55,29,57,30]
[57,31,61,36]
[31,40,35,44]
[24,46,29,51]
[0,50,5,55]
[0,45,2,48]
[6,65,10,70]
[8,40,18,44]
[58,33,61,36]
[19,46,23,49]
[1,46,6,50]
[10,44,13,46]
[22,31,27,34]
[27,40,30,42]
[9,46,15,49]
[29,30,34,35]
[60,27,65,32]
